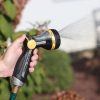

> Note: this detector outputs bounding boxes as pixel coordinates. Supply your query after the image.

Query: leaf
[0,40,7,48]
[12,29,38,41]
[29,28,38,35]
[12,31,26,41]
[3,0,16,20]
[0,15,13,38]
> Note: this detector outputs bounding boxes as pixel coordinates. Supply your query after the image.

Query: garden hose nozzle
[9,29,61,100]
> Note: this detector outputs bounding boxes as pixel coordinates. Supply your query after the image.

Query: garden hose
[9,93,17,100]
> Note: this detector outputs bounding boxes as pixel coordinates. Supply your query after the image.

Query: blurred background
[0,0,100,100]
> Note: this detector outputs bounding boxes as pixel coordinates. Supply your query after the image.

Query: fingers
[30,60,37,67]
[29,49,38,73]
[29,61,37,73]
[31,49,38,61]
[33,49,38,55]
[31,54,38,61]
[29,68,35,73]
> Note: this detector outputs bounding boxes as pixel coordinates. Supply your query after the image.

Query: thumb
[13,34,26,47]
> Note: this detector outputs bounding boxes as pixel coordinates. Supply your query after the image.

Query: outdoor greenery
[0,0,74,100]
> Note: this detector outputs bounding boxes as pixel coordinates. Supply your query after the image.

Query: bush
[40,50,73,93]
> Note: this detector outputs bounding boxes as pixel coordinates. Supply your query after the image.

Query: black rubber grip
[12,39,33,83]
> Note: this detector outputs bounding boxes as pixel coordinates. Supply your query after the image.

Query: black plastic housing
[33,29,61,50]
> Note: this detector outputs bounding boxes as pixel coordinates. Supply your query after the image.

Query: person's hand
[0,34,38,77]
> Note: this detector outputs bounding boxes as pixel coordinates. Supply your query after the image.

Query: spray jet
[59,9,100,53]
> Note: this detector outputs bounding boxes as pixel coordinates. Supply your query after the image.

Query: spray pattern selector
[27,39,36,49]
[25,33,37,50]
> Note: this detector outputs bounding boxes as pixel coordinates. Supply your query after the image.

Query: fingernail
[29,68,35,73]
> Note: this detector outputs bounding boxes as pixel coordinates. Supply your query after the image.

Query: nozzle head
[32,29,61,50]
[50,29,61,49]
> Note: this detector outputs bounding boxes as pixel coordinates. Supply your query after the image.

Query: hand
[0,34,38,77]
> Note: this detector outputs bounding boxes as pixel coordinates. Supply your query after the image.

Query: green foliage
[0,78,10,99]
[28,28,38,36]
[3,0,16,20]
[0,0,16,44]
[41,50,73,93]
[0,14,13,38]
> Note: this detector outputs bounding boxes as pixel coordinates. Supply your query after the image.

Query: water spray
[59,9,100,52]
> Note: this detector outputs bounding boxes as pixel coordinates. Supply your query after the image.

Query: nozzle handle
[12,39,33,85]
